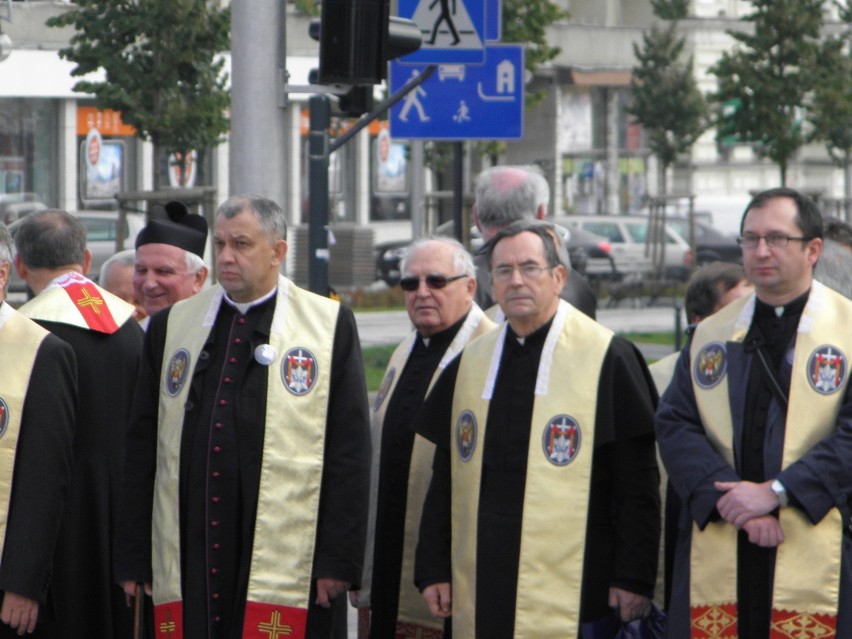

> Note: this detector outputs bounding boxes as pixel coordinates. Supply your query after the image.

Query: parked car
[0,193,47,225]
[7,210,145,294]
[555,214,693,281]
[373,221,614,286]
[666,216,742,266]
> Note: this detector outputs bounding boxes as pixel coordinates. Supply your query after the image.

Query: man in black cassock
[0,223,77,637]
[115,195,370,639]
[414,220,660,638]
[14,210,144,638]
[355,237,493,639]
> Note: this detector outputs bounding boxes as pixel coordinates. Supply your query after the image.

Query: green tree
[709,0,824,185]
[808,5,852,209]
[628,1,709,197]
[47,0,231,188]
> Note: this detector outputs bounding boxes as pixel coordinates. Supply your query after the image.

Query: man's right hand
[118,581,151,606]
[741,515,784,547]
[422,583,452,618]
[0,591,39,635]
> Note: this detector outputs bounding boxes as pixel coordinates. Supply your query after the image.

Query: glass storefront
[0,98,59,212]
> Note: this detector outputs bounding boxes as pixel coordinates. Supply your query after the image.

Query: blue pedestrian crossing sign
[398,0,486,64]
[389,44,525,141]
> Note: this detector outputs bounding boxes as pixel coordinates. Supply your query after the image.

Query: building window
[0,98,59,209]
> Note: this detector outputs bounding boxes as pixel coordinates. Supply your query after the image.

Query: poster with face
[81,128,124,201]
[374,128,407,194]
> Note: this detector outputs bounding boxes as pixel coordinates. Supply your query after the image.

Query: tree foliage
[47,0,231,187]
[628,3,708,194]
[709,0,824,185]
[807,4,852,199]
[809,37,852,167]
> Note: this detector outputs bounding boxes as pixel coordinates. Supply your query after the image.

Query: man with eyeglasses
[657,187,852,637]
[413,220,660,638]
[354,237,494,639]
[472,164,597,319]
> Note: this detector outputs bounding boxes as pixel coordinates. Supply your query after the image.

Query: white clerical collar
[223,287,277,315]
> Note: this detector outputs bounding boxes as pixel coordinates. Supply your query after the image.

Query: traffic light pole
[307,66,435,295]
[308,94,331,296]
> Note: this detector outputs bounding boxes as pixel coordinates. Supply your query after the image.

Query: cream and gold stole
[152,275,338,639]
[689,282,848,638]
[0,303,48,563]
[360,305,493,637]
[450,301,611,639]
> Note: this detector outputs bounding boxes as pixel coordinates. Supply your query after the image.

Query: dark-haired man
[415,219,660,637]
[657,187,852,637]
[472,165,598,319]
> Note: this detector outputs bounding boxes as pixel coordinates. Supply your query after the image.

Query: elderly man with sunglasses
[657,187,852,637]
[413,220,660,638]
[353,237,495,639]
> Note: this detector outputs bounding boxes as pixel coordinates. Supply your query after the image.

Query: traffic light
[336,86,372,118]
[316,0,389,85]
[309,13,422,85]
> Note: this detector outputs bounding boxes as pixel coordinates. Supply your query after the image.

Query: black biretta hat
[135,201,208,258]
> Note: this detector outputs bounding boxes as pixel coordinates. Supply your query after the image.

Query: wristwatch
[770,479,789,508]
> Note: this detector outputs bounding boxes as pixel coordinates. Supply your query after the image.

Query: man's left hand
[715,480,778,528]
[608,587,651,623]
[315,579,350,608]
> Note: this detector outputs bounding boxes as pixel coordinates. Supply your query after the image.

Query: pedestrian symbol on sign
[399,71,431,123]
[411,0,483,50]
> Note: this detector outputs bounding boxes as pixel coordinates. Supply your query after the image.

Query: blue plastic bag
[580,605,667,639]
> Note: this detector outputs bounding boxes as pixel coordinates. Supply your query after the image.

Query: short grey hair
[0,224,11,296]
[474,165,550,229]
[99,249,136,286]
[0,223,12,272]
[184,251,205,274]
[816,239,852,299]
[217,194,287,242]
[400,236,476,277]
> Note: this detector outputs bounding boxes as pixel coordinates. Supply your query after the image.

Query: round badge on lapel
[455,410,477,462]
[542,414,581,466]
[281,347,318,396]
[166,349,191,397]
[807,345,847,395]
[254,344,277,366]
[694,341,727,389]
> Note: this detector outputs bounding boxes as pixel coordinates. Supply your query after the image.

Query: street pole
[453,142,463,242]
[230,1,288,208]
[308,95,331,295]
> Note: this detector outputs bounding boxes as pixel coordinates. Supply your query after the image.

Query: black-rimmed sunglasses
[399,274,468,291]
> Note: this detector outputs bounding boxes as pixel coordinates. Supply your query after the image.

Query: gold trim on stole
[0,304,48,563]
[450,301,612,638]
[689,283,847,637]
[153,277,338,635]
